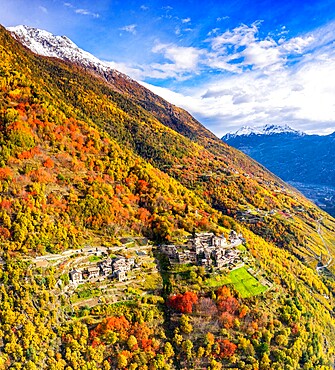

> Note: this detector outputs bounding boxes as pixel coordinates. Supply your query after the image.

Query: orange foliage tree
[216,339,237,358]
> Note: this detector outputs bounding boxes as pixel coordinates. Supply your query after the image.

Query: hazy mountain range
[222,124,335,216]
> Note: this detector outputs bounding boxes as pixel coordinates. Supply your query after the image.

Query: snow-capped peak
[8,25,83,58]
[223,124,304,139]
[7,25,129,80]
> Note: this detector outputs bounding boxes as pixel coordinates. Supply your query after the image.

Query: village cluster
[160,231,245,269]
[69,255,136,285]
[68,231,245,286]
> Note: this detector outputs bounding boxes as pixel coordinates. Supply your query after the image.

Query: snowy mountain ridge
[6,26,309,143]
[223,124,304,140]
[7,25,129,80]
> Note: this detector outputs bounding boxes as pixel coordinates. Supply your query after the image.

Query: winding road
[316,218,333,272]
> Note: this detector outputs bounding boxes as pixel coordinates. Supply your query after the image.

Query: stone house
[99,257,113,276]
[161,245,178,259]
[216,257,228,269]
[86,266,100,279]
[112,257,127,271]
[114,269,126,282]
[69,270,83,284]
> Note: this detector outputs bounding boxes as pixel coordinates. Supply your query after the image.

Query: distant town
[289,181,335,218]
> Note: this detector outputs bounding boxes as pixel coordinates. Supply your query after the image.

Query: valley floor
[288,182,335,217]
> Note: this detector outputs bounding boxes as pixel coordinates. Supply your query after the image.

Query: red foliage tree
[130,322,152,343]
[216,286,232,300]
[291,323,299,336]
[0,227,11,239]
[43,157,54,168]
[137,179,149,193]
[0,200,12,210]
[91,316,130,341]
[137,207,151,222]
[239,306,248,318]
[140,338,154,352]
[217,296,239,314]
[216,339,237,358]
[167,291,198,313]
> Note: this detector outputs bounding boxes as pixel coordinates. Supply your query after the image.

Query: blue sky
[1,0,335,136]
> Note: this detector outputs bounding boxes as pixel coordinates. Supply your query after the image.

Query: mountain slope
[8,25,264,157]
[11,26,333,258]
[1,25,335,369]
[8,25,215,142]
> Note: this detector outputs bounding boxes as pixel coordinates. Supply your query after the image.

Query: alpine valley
[1,24,335,370]
[222,125,335,217]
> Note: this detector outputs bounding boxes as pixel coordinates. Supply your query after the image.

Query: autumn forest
[1,25,335,370]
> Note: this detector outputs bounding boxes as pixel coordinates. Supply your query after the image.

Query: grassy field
[205,267,267,298]
[228,267,267,298]
[88,255,103,263]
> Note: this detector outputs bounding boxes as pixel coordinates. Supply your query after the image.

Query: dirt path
[316,218,333,272]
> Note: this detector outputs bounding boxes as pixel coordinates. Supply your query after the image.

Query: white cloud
[64,3,99,18]
[242,39,282,70]
[152,43,203,72]
[217,16,230,22]
[104,61,146,80]
[75,9,100,18]
[119,24,137,35]
[205,52,241,73]
[282,36,314,53]
[105,20,335,136]
[38,6,48,14]
[203,22,289,72]
[139,22,335,136]
[182,17,191,23]
[210,22,259,50]
[207,28,220,36]
[104,59,190,81]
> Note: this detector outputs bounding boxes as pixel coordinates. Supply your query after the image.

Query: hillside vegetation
[1,25,335,369]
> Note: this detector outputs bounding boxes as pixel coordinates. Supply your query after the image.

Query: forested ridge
[1,25,335,369]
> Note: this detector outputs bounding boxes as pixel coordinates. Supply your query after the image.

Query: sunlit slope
[5,26,335,261]
[0,25,335,368]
